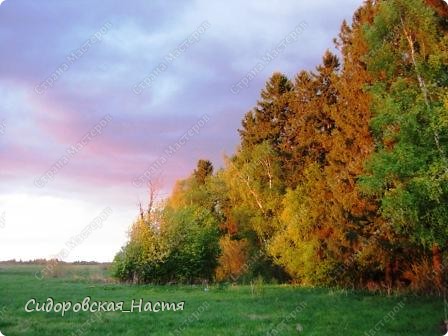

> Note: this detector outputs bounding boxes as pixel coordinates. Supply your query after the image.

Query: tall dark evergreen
[239,72,292,151]
[194,159,214,185]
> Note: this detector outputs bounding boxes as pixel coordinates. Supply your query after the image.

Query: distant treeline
[113,0,448,293]
[0,259,111,266]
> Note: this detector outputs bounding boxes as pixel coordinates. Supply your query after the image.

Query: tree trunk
[392,259,400,286]
[385,258,393,288]
[400,16,448,174]
[432,244,443,288]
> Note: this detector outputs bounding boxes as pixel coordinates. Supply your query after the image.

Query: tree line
[113,0,448,293]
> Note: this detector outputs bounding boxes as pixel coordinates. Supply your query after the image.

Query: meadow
[0,264,443,335]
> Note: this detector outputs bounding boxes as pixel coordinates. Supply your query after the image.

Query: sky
[0,0,364,262]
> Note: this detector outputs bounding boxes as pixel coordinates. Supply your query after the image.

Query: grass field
[0,264,443,335]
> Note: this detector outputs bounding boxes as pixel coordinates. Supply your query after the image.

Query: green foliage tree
[112,216,169,283]
[360,0,448,287]
[162,205,220,282]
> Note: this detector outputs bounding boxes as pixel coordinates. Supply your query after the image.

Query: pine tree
[194,159,214,185]
[239,72,292,168]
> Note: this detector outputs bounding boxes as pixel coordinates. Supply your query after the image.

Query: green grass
[0,264,443,335]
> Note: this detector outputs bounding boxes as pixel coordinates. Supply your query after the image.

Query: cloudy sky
[0,0,364,261]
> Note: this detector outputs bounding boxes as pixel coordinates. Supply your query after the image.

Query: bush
[112,205,220,284]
